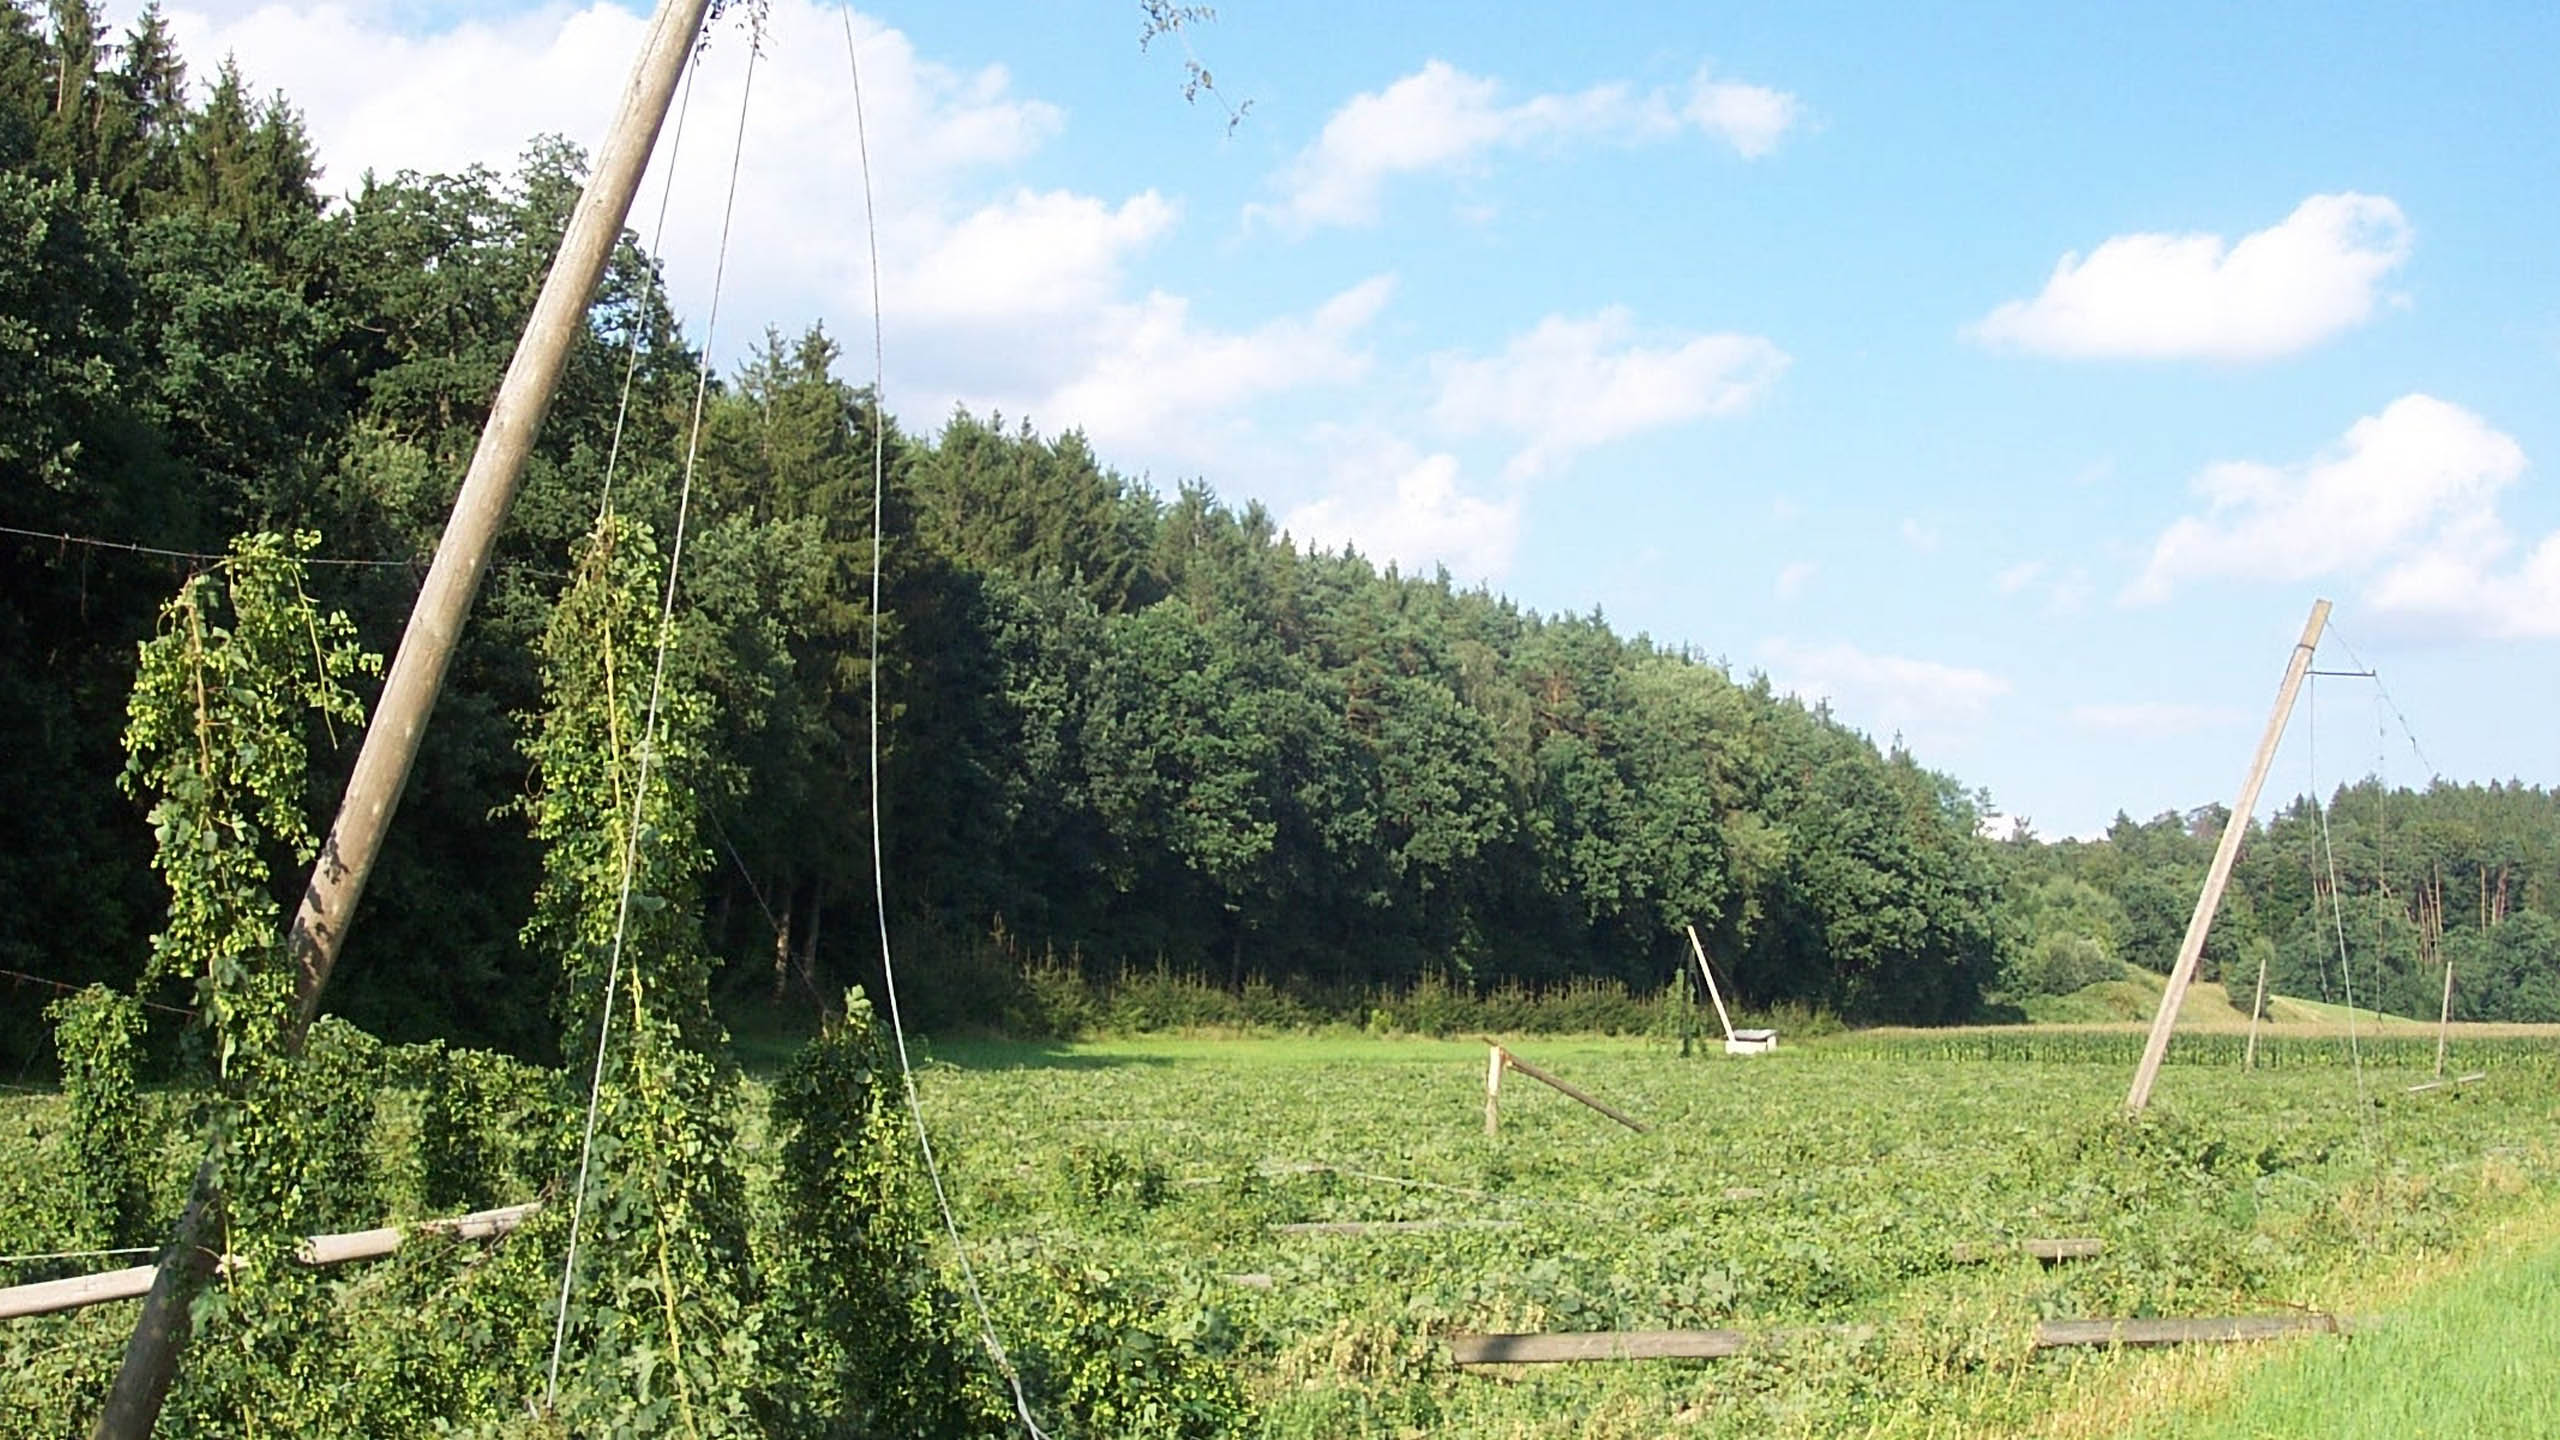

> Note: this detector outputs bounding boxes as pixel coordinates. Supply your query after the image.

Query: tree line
[0,3,2005,1065]
[1990,781,2560,1022]
[1,2,2548,1065]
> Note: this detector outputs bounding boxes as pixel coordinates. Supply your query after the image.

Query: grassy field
[913,1028,2560,1437]
[2136,1198,2560,1440]
[6,1021,2554,1437]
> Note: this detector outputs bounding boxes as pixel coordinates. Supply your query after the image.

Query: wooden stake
[1484,1043,1504,1136]
[1686,925,1736,1044]
[2128,599,2330,1113]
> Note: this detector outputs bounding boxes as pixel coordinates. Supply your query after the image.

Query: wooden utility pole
[2243,945,2270,1071]
[2127,600,2330,1113]
[1686,924,1736,1045]
[2435,955,2455,1078]
[91,0,713,1432]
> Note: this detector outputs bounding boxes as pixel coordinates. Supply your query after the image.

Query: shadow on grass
[715,991,1176,1076]
[923,1039,1177,1072]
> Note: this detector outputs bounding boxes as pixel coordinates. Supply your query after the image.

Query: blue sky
[141,0,2559,836]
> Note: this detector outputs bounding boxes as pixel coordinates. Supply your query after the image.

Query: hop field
[5,1030,2555,1437]
[918,1032,2560,1438]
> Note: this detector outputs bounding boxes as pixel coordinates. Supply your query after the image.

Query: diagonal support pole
[2127,599,2329,1113]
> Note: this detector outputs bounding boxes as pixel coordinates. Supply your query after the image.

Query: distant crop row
[1824,1028,2560,1069]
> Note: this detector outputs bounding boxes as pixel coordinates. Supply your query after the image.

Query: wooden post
[1484,1043,1504,1136]
[1686,925,1736,1044]
[2434,955,2455,1078]
[2128,599,2330,1113]
[90,1,712,1432]
[2244,945,2269,1071]
[1676,964,1694,1058]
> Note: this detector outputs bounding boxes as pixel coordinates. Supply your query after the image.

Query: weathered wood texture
[1950,1237,2104,1264]
[1455,1329,1750,1364]
[1,1204,539,1322]
[1450,1313,2352,1366]
[1482,1041,1649,1133]
[1686,925,1736,1043]
[2033,1313,2351,1347]
[2128,598,2331,1112]
[1269,1219,1518,1237]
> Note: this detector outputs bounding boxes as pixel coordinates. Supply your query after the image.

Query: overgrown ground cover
[5,1027,2555,1436]
[2134,1197,2560,1440]
[915,1031,2560,1438]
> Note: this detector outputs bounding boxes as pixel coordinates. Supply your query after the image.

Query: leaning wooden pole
[91,2,712,1432]
[1686,925,1737,1044]
[2127,599,2330,1113]
[2244,945,2269,1071]
[2434,956,2455,1078]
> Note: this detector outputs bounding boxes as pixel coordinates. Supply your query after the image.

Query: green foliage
[46,984,149,1247]
[521,513,761,1437]
[1001,1266,1250,1440]
[762,989,1003,1436]
[916,1033,2560,1439]
[520,514,724,1052]
[120,530,373,1072]
[392,1039,563,1213]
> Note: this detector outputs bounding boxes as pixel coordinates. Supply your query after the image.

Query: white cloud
[1685,72,1801,159]
[1431,308,1787,477]
[1969,193,2412,361]
[1994,560,2044,594]
[1775,560,1816,599]
[1258,59,1799,230]
[1759,638,2010,746]
[1029,276,1394,466]
[904,189,1177,323]
[1284,439,1520,582]
[2126,395,2560,637]
[155,0,1398,481]
[1900,517,1940,553]
[2070,703,2247,738]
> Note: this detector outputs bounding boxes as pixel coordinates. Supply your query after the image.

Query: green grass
[2142,1219,2560,1438]
[2018,966,2408,1028]
[909,1033,2560,1438]
[14,1025,2555,1437]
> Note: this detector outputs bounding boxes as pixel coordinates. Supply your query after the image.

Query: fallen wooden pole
[1451,1313,2353,1366]
[2034,1313,2352,1347]
[1481,1040,1649,1134]
[2404,1072,2487,1094]
[1,1203,539,1322]
[1455,1329,1751,1364]
[1270,1219,1519,1237]
[1950,1237,2103,1265]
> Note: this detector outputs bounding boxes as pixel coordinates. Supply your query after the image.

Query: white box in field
[1724,1028,1777,1056]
